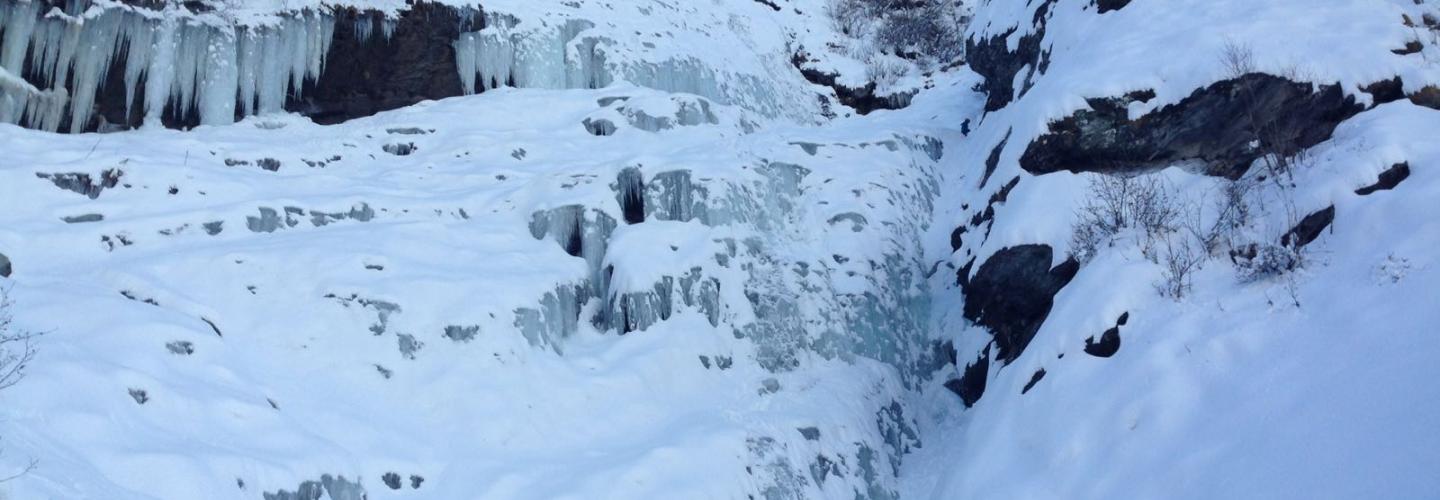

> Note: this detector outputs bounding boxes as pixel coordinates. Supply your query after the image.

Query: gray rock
[397,334,423,359]
[36,169,123,199]
[1020,75,1363,179]
[62,213,105,223]
[247,208,284,233]
[961,245,1079,364]
[444,325,480,342]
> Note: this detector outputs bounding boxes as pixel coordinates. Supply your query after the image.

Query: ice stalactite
[350,15,396,44]
[0,0,335,132]
[454,16,609,94]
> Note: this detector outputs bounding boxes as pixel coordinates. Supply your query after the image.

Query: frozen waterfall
[0,0,336,132]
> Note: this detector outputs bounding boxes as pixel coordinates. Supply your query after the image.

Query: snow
[0,75,948,498]
[3,0,1440,498]
[909,0,1440,498]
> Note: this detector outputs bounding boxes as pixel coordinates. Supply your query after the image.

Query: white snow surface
[2,0,1440,499]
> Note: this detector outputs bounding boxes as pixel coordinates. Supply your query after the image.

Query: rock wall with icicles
[0,0,338,132]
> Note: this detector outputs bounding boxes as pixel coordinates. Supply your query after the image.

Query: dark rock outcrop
[1094,0,1132,13]
[792,52,916,115]
[962,245,1079,364]
[0,252,11,278]
[1282,206,1335,248]
[1355,162,1410,195]
[1083,311,1127,358]
[965,0,1056,112]
[264,475,366,500]
[1363,77,1406,106]
[945,347,990,408]
[36,170,123,199]
[16,2,481,131]
[293,4,480,124]
[1020,74,1364,179]
[1411,85,1440,110]
[1021,367,1046,394]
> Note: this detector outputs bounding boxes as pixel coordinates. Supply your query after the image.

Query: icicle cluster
[453,16,612,94]
[0,0,335,133]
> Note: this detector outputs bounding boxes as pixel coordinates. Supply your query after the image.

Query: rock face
[11,1,481,130]
[792,52,917,115]
[945,347,990,408]
[292,4,480,124]
[0,252,11,278]
[962,245,1079,364]
[1282,206,1336,249]
[965,0,1055,112]
[1019,74,1364,178]
[1356,162,1411,195]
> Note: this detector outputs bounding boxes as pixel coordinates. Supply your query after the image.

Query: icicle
[0,3,340,132]
[353,16,374,43]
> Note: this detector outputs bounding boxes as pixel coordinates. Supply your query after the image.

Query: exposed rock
[965,0,1056,112]
[1356,162,1411,195]
[962,245,1079,364]
[583,118,618,136]
[1282,206,1335,248]
[945,347,989,408]
[382,472,402,490]
[247,208,285,233]
[1021,367,1046,394]
[1410,85,1440,110]
[165,341,195,355]
[792,51,916,114]
[1084,320,1122,358]
[128,388,149,405]
[263,475,366,500]
[36,170,124,199]
[398,333,424,359]
[980,129,1011,188]
[0,252,10,278]
[1020,74,1363,179]
[444,325,480,342]
[1391,40,1424,55]
[293,4,479,124]
[62,213,105,224]
[797,427,821,441]
[1095,0,1132,13]
[1363,77,1406,106]
[383,143,417,156]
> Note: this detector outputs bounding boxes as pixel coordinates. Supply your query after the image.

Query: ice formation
[0,0,336,132]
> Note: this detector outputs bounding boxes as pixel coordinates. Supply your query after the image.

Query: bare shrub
[1180,178,1254,256]
[828,0,967,65]
[0,288,39,483]
[1220,41,1314,183]
[1070,174,1180,262]
[1230,242,1304,283]
[1156,239,1204,299]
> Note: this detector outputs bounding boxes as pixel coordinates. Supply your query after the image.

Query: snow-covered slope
[906,0,1440,498]
[3,0,1439,499]
[0,78,957,498]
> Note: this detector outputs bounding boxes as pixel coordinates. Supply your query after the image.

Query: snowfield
[2,0,1440,499]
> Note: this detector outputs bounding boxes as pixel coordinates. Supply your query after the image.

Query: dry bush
[1070,174,1181,263]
